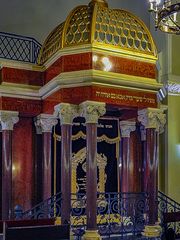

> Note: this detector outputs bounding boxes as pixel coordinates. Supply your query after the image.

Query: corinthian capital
[0,111,19,131]
[138,108,166,133]
[54,103,78,125]
[79,101,106,124]
[34,114,58,134]
[120,121,136,138]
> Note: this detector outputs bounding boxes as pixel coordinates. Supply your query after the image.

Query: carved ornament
[54,103,78,125]
[0,111,19,131]
[138,108,166,133]
[34,114,58,134]
[120,121,136,138]
[79,101,106,124]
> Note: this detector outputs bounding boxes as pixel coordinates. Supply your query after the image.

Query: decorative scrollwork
[158,191,180,236]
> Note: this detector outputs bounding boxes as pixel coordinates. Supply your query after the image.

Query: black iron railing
[0,32,41,63]
[21,192,62,219]
[16,192,148,238]
[158,191,180,237]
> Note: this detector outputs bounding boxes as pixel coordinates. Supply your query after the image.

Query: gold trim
[55,131,120,144]
[112,8,157,57]
[91,3,98,44]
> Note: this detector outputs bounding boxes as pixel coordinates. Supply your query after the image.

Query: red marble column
[61,125,72,224]
[54,103,78,224]
[138,108,166,226]
[146,128,158,224]
[120,121,136,193]
[80,101,106,239]
[140,126,147,193]
[35,114,58,201]
[86,123,97,230]
[0,111,19,220]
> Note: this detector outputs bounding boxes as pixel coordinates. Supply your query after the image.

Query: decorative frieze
[34,114,58,134]
[54,103,78,125]
[120,121,136,138]
[0,111,19,130]
[138,108,166,133]
[79,101,106,124]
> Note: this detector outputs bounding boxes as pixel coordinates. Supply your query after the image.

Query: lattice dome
[39,0,157,65]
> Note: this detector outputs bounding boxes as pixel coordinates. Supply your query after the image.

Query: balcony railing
[0,32,41,64]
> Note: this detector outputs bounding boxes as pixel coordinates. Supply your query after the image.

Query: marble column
[140,126,147,193]
[0,111,19,220]
[80,101,106,240]
[138,108,166,237]
[54,103,78,224]
[34,114,58,201]
[119,121,136,193]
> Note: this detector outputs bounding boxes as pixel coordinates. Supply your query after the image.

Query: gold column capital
[34,114,58,134]
[120,120,136,138]
[0,110,19,131]
[54,103,78,125]
[79,101,106,124]
[138,108,166,133]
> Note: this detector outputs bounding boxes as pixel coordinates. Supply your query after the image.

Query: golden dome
[39,0,157,65]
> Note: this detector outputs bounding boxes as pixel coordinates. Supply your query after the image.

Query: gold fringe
[54,132,120,144]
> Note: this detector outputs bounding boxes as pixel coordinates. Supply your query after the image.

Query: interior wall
[168,95,180,203]
[172,35,180,76]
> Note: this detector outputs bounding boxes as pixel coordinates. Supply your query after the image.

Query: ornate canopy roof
[39,0,157,65]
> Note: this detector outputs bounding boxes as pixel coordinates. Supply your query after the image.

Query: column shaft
[42,132,52,200]
[146,128,158,224]
[61,125,72,224]
[86,123,97,230]
[2,130,12,219]
[121,137,130,193]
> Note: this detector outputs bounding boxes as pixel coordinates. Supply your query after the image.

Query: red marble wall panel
[12,117,33,210]
[1,67,44,86]
[1,52,157,87]
[129,131,142,192]
[44,53,92,84]
[43,85,157,115]
[43,86,93,114]
[43,85,157,114]
[1,97,42,117]
[93,53,157,79]
[62,52,92,72]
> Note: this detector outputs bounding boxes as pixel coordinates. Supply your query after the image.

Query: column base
[83,230,101,240]
[55,217,61,225]
[142,224,162,238]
